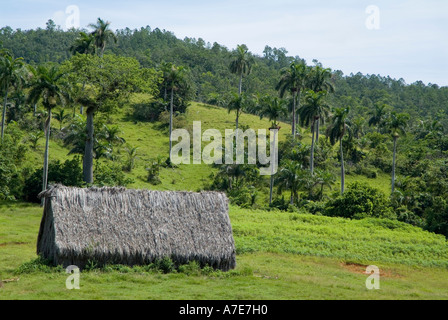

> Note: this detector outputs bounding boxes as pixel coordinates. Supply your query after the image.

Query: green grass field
[1,201,447,300]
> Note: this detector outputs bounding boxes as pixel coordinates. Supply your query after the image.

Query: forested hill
[1,23,447,124]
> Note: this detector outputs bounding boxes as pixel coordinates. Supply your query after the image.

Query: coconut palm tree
[298,90,331,175]
[258,96,288,204]
[229,44,254,95]
[88,18,117,57]
[0,50,26,143]
[326,107,350,194]
[385,111,409,193]
[276,61,310,138]
[27,65,69,195]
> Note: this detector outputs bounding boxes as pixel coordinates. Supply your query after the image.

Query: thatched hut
[37,185,236,271]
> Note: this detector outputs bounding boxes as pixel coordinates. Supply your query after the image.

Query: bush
[94,161,134,187]
[132,99,167,122]
[325,182,395,220]
[23,157,84,203]
[269,196,290,211]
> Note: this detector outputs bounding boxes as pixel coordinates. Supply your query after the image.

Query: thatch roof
[37,185,236,271]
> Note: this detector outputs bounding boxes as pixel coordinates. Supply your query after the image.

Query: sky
[1,0,447,86]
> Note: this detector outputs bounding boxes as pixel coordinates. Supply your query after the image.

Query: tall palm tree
[298,90,331,175]
[88,18,117,57]
[70,31,96,55]
[385,111,409,193]
[0,50,26,142]
[229,44,254,95]
[307,65,334,141]
[258,96,288,204]
[276,61,309,138]
[307,65,335,93]
[164,64,187,158]
[27,65,69,195]
[326,107,350,194]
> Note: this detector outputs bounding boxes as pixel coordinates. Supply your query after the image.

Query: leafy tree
[27,65,69,194]
[326,107,350,194]
[0,50,26,142]
[325,182,395,220]
[64,53,158,183]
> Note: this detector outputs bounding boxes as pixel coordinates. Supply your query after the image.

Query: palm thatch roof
[37,185,236,271]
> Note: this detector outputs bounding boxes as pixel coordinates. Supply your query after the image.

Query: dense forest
[1,19,448,239]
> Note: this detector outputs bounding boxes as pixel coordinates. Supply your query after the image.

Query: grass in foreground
[1,201,448,300]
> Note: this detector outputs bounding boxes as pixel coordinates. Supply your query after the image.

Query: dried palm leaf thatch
[37,185,236,271]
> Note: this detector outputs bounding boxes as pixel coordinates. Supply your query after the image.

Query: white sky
[1,0,447,86]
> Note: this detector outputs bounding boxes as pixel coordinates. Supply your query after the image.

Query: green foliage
[15,256,63,274]
[325,182,395,220]
[132,99,167,122]
[146,156,164,185]
[93,161,134,187]
[23,157,84,203]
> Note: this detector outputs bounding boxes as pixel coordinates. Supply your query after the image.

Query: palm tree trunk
[83,107,94,184]
[340,137,345,194]
[42,107,52,205]
[392,136,397,193]
[169,87,174,157]
[238,73,243,96]
[1,83,9,143]
[269,129,278,205]
[291,91,296,137]
[295,90,301,136]
[33,104,37,117]
[316,119,320,143]
[310,120,316,175]
[290,190,294,205]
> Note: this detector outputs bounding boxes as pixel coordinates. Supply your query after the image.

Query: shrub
[94,161,134,187]
[132,99,167,122]
[324,182,395,220]
[23,157,84,203]
[146,156,164,185]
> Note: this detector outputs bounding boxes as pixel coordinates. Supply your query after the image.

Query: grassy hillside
[31,96,390,199]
